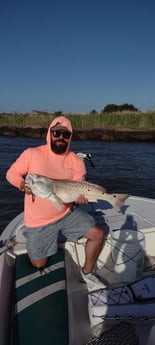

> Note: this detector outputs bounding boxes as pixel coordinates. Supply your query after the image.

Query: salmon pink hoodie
[6,116,86,227]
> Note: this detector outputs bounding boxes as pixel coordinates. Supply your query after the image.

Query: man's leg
[24,222,59,269]
[29,255,48,269]
[83,224,105,273]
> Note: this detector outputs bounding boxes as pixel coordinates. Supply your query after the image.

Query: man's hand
[20,181,32,195]
[75,195,88,205]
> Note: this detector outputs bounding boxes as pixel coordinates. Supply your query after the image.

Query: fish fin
[47,194,64,210]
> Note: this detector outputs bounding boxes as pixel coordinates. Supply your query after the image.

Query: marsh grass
[0,111,155,130]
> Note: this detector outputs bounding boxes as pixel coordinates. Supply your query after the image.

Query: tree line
[100,103,138,113]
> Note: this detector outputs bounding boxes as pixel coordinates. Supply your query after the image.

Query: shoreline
[0,125,155,141]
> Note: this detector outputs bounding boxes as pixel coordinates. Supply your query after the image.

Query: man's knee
[85,224,105,242]
[30,257,48,269]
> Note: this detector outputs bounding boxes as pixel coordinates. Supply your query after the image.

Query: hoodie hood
[46,116,73,153]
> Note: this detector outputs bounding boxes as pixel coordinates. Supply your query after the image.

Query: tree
[90,109,97,114]
[54,111,63,115]
[119,103,138,111]
[102,104,119,113]
[102,103,138,113]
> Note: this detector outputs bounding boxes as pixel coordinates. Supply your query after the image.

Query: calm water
[1,136,155,234]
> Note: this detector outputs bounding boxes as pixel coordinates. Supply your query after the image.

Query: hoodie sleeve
[6,148,33,190]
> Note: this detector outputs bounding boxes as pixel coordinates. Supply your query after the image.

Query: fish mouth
[25,175,32,186]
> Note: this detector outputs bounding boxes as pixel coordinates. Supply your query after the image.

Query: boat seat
[11,250,68,345]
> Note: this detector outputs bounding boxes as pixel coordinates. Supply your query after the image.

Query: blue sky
[0,0,155,113]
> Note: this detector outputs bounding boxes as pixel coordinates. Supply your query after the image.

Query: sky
[0,0,155,114]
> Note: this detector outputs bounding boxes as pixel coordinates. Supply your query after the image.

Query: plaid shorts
[23,207,96,260]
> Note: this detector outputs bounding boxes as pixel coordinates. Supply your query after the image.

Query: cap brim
[51,124,68,131]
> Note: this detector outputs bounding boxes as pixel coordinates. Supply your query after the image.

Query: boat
[1,195,155,345]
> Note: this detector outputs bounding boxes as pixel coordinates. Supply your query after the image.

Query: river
[1,136,155,234]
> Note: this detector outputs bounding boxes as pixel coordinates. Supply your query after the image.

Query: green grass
[0,111,155,130]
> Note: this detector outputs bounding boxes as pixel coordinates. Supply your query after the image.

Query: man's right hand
[20,181,32,195]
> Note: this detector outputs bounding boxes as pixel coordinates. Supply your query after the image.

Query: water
[1,136,155,234]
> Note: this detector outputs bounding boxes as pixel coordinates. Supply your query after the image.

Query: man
[6,116,105,289]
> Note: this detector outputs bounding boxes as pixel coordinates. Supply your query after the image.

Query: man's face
[50,129,71,154]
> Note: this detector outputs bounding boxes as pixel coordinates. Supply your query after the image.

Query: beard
[51,139,68,154]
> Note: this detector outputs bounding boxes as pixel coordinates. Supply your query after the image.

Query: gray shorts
[23,207,96,260]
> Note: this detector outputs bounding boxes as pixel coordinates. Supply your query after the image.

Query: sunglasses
[51,130,71,139]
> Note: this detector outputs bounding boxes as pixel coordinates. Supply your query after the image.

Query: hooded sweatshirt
[6,116,86,227]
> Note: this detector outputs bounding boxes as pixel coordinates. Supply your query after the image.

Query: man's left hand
[75,195,88,205]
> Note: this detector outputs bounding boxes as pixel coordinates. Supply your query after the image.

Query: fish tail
[107,193,129,212]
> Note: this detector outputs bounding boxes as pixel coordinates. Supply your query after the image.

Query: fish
[25,173,129,212]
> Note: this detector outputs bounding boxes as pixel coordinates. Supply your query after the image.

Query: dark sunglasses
[51,130,71,139]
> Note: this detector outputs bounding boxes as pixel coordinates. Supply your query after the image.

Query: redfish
[25,174,129,211]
